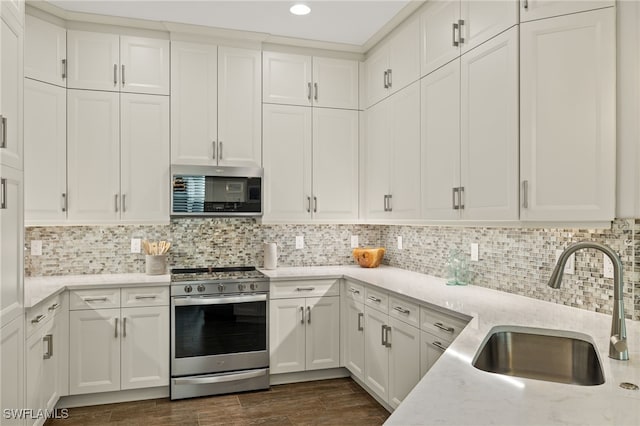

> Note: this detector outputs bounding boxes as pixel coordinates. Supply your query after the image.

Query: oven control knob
[218,284,225,292]
[250,283,257,291]
[238,283,245,292]
[184,285,193,293]
[197,284,206,293]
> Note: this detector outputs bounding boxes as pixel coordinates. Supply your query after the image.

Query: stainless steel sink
[472,326,605,386]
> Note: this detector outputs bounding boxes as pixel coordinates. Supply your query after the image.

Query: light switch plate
[131,238,141,254]
[397,236,403,250]
[555,250,575,275]
[470,243,479,261]
[31,240,42,256]
[350,235,359,248]
[296,236,304,250]
[603,255,614,278]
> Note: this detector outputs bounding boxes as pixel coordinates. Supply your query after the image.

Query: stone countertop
[260,265,640,426]
[24,273,170,309]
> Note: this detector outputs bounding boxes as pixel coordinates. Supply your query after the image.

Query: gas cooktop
[170,266,267,284]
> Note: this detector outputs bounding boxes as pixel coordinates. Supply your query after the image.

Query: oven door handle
[173,293,267,306]
[173,368,268,385]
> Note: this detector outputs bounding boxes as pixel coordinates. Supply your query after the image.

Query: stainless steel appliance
[171,165,263,217]
[170,266,270,400]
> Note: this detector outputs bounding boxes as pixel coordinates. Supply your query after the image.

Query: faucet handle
[610,334,628,352]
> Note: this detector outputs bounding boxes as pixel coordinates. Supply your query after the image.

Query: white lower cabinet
[1,316,24,426]
[343,298,365,381]
[388,317,420,409]
[69,287,169,395]
[363,305,390,401]
[420,330,449,377]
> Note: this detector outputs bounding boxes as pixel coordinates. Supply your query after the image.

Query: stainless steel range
[170,266,270,400]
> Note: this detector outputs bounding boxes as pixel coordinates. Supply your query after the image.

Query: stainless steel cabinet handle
[387,194,392,212]
[212,141,217,159]
[381,325,387,346]
[113,64,118,86]
[452,22,459,47]
[123,317,127,338]
[306,196,311,213]
[393,306,410,315]
[434,322,455,333]
[219,141,223,159]
[383,195,388,211]
[307,82,312,101]
[432,341,447,352]
[296,287,315,292]
[135,295,157,300]
[314,82,318,101]
[122,194,126,213]
[300,306,304,324]
[61,59,67,79]
[368,295,382,303]
[0,178,6,209]
[452,187,459,210]
[307,306,311,324]
[458,20,465,44]
[387,69,392,88]
[0,115,6,148]
[31,314,47,324]
[523,0,529,10]
[459,187,465,209]
[522,180,529,209]
[313,196,317,213]
[61,193,67,212]
[385,326,392,348]
[357,312,363,331]
[115,317,118,338]
[48,303,60,311]
[43,334,53,359]
[383,70,388,89]
[83,296,108,302]
[115,194,119,212]
[349,288,360,295]
[121,64,126,86]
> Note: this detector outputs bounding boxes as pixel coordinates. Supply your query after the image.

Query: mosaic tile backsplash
[25,218,639,320]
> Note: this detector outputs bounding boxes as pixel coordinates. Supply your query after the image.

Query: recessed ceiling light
[290,4,311,16]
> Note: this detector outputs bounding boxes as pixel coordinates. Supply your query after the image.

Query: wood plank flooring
[45,378,390,426]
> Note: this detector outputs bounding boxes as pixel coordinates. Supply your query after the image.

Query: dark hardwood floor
[45,378,390,425]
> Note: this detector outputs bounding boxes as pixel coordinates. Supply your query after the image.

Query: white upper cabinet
[263,51,358,109]
[1,17,23,170]
[217,46,262,167]
[120,36,169,95]
[25,15,66,87]
[120,94,169,223]
[365,17,419,108]
[170,41,218,165]
[520,8,615,221]
[0,166,23,327]
[67,30,169,95]
[24,79,67,224]
[420,0,517,77]
[520,0,614,22]
[460,26,519,221]
[0,0,24,29]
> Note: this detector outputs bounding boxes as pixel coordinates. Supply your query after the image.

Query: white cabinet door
[0,19,23,170]
[263,52,312,106]
[67,30,119,92]
[67,89,120,223]
[388,317,421,409]
[218,46,262,167]
[120,306,169,390]
[25,327,44,424]
[364,47,389,108]
[0,0,23,28]
[460,0,518,54]
[343,299,365,381]
[520,0,614,22]
[305,296,340,371]
[389,82,421,220]
[120,94,169,223]
[269,298,306,374]
[119,36,169,95]
[388,17,420,94]
[263,104,312,222]
[0,166,23,327]
[420,0,460,78]
[520,8,615,222]
[41,317,61,411]
[312,57,359,109]
[363,100,390,220]
[420,330,447,377]
[0,317,24,426]
[69,309,121,395]
[24,79,67,224]
[421,60,461,220]
[363,306,389,402]
[25,14,66,87]
[460,26,519,221]
[170,41,217,165]
[312,108,359,221]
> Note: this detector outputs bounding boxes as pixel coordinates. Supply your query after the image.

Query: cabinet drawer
[121,286,169,307]
[389,295,419,328]
[69,288,120,310]
[270,279,340,299]
[343,280,365,303]
[420,307,468,341]
[26,292,65,337]
[364,287,388,314]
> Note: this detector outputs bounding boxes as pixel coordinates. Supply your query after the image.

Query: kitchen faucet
[548,242,629,361]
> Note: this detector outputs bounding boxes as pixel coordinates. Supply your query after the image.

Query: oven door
[171,293,269,377]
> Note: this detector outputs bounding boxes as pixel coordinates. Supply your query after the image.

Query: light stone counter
[260,265,640,426]
[24,273,170,309]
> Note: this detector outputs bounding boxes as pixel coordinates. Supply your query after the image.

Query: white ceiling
[47,0,412,46]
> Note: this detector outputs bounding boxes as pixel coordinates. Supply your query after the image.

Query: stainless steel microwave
[171,165,263,217]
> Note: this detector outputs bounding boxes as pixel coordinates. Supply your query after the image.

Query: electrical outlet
[470,243,479,262]
[350,235,359,248]
[295,235,304,250]
[131,238,141,254]
[603,255,614,279]
[31,240,42,256]
[555,250,575,275]
[397,236,403,250]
